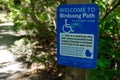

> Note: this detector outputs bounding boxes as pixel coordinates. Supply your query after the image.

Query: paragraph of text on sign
[60,33,94,59]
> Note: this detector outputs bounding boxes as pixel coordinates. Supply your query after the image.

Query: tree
[9,0,59,45]
[89,0,120,80]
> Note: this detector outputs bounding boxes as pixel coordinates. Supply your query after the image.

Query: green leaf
[40,13,48,22]
[97,58,111,68]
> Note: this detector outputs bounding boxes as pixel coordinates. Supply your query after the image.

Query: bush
[89,0,120,80]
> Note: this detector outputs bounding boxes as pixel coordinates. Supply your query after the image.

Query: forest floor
[0,23,64,80]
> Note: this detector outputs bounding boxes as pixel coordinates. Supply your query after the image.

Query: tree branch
[99,0,120,24]
[29,0,49,32]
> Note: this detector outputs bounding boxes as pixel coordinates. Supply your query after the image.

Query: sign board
[57,4,99,69]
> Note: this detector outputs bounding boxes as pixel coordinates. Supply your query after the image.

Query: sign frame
[57,4,99,69]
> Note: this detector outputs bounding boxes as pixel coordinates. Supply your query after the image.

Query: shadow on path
[0,34,20,47]
[0,26,20,48]
[0,73,12,80]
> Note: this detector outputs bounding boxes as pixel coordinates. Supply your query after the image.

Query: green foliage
[7,0,60,63]
[8,0,58,42]
[2,0,120,79]
[89,0,120,80]
[6,0,65,68]
[0,0,12,22]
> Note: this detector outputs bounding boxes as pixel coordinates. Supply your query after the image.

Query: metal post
[65,0,92,80]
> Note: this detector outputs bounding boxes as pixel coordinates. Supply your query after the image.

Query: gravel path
[0,24,28,80]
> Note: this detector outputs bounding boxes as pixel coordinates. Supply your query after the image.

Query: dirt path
[0,24,28,80]
[0,23,63,80]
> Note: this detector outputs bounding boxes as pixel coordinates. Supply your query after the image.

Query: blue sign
[57,4,99,69]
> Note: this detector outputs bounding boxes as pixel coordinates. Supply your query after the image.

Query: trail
[0,23,28,80]
[0,23,60,80]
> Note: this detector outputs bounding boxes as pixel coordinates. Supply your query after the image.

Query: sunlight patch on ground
[0,62,26,73]
[0,30,18,36]
[0,45,7,49]
[0,48,27,74]
[0,49,14,63]
[0,22,14,27]
[0,28,18,37]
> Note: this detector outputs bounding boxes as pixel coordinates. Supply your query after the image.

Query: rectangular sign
[57,4,99,69]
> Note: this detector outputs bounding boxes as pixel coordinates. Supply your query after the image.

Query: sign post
[66,1,92,80]
[56,0,99,80]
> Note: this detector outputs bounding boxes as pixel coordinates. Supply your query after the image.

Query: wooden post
[65,67,88,80]
[67,0,92,4]
[65,0,92,80]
